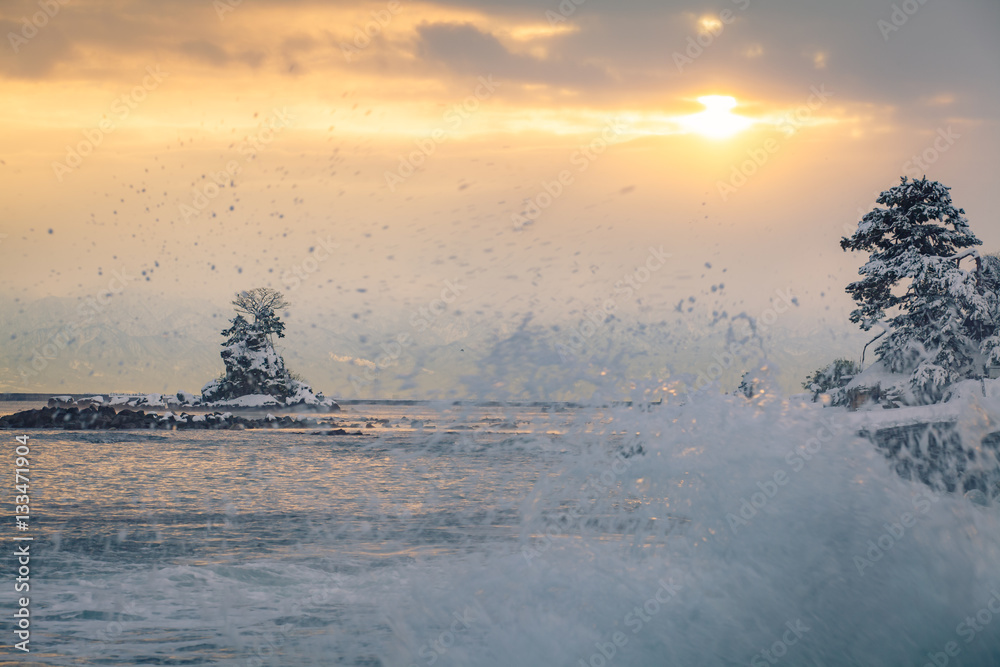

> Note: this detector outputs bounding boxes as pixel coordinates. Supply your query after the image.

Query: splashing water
[13,392,1000,666]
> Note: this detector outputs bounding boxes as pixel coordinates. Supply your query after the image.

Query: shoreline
[0,392,592,409]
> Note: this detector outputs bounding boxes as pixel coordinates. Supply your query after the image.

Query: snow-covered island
[48,288,339,412]
[195,287,340,410]
[199,288,340,411]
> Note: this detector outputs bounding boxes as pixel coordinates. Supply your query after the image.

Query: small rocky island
[0,405,324,430]
[0,288,346,430]
[199,287,339,411]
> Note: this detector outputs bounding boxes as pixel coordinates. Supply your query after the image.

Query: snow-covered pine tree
[202,288,300,402]
[980,254,1000,370]
[841,177,998,402]
[982,253,1000,292]
[802,358,859,403]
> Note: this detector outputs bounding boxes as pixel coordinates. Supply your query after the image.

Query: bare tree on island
[232,288,290,343]
[201,287,337,409]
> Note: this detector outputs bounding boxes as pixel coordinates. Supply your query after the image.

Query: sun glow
[698,16,723,33]
[679,95,755,139]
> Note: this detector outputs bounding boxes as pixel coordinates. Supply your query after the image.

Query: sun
[679,95,754,140]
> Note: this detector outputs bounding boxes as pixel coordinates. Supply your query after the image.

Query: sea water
[3,395,1000,666]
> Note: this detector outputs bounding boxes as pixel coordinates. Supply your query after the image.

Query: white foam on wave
[26,392,1000,666]
[373,392,1000,666]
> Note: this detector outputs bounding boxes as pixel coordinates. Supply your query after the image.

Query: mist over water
[9,393,1000,666]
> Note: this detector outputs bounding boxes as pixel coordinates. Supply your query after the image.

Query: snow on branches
[841,177,999,402]
[202,288,329,406]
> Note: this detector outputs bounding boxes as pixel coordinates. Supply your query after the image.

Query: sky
[1,0,998,399]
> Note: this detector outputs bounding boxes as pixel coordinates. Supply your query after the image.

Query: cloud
[178,40,265,68]
[330,353,376,369]
[0,18,76,78]
[0,0,997,129]
[415,21,608,86]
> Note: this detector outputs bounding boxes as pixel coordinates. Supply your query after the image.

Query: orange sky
[1,0,998,396]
